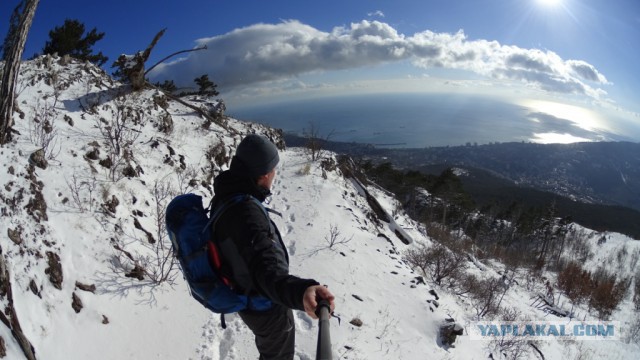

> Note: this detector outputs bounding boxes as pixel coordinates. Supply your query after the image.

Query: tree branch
[0,253,37,360]
[144,46,207,76]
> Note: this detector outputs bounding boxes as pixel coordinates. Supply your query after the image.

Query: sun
[537,0,562,7]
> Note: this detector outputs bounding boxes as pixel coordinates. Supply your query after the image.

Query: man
[212,134,335,360]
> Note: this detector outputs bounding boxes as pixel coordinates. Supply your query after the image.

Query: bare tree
[469,277,505,319]
[305,224,353,257]
[0,0,39,145]
[145,180,178,284]
[94,99,143,181]
[404,242,466,286]
[29,99,61,160]
[303,121,334,162]
[489,307,539,360]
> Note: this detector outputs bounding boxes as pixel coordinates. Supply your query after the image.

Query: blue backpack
[165,193,272,326]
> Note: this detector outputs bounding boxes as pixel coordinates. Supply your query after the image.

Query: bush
[488,307,539,360]
[557,261,591,305]
[302,121,334,162]
[469,276,504,318]
[297,163,311,176]
[404,242,466,286]
[589,268,630,320]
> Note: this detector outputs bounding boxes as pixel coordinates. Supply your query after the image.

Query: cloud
[367,10,385,18]
[567,60,609,83]
[149,20,609,100]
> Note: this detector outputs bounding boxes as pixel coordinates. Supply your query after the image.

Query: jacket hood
[213,169,271,202]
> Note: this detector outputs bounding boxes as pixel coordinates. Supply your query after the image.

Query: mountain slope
[0,55,638,359]
[0,55,445,359]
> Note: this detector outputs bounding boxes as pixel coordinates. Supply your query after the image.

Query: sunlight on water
[530,132,592,144]
[521,99,608,132]
[231,94,631,147]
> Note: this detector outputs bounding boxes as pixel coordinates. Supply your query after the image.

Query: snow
[0,55,638,359]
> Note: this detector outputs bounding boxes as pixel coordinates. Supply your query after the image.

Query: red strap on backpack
[207,242,231,287]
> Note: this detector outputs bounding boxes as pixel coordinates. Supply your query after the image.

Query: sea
[229,93,555,148]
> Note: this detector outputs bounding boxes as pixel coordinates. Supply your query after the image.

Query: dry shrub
[404,242,466,286]
[589,268,630,320]
[557,261,591,305]
[488,307,540,360]
[297,163,311,176]
[469,276,505,319]
[426,223,457,245]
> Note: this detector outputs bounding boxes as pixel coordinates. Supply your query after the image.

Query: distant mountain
[396,142,640,210]
[289,137,640,210]
[431,164,640,239]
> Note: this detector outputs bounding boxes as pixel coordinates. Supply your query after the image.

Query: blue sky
[2,0,639,142]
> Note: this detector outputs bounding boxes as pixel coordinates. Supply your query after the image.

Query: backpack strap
[207,193,279,231]
[204,194,249,234]
[220,314,227,329]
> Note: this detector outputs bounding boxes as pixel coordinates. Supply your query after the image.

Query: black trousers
[239,305,295,360]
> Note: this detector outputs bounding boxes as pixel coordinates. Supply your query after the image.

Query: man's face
[258,168,277,190]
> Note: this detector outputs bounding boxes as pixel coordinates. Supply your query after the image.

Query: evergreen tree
[194,74,219,96]
[154,80,177,93]
[42,19,108,66]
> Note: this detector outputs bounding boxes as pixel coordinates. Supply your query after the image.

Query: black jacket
[212,169,319,311]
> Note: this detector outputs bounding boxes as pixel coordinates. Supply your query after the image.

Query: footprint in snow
[288,240,296,255]
[197,317,219,360]
[218,326,236,360]
[295,351,312,360]
[288,213,296,222]
[295,310,314,331]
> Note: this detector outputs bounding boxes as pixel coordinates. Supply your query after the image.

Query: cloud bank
[150,20,609,99]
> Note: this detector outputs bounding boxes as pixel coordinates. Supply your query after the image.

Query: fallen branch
[530,342,545,360]
[147,83,237,135]
[0,252,37,360]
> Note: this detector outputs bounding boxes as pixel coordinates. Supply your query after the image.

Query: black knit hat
[231,134,280,177]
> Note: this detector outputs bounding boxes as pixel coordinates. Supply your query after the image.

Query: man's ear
[255,174,268,187]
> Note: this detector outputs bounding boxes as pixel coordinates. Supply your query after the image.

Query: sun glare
[537,0,562,7]
[521,100,608,133]
[530,132,591,144]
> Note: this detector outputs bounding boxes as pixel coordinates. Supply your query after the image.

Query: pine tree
[194,74,219,96]
[154,80,177,93]
[42,19,108,66]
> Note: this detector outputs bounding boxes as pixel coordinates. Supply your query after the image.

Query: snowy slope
[0,55,638,360]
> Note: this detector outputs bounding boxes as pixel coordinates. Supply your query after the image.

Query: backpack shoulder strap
[207,194,281,230]
[204,194,248,234]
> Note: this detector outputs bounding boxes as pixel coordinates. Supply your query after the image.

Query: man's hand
[303,285,335,319]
